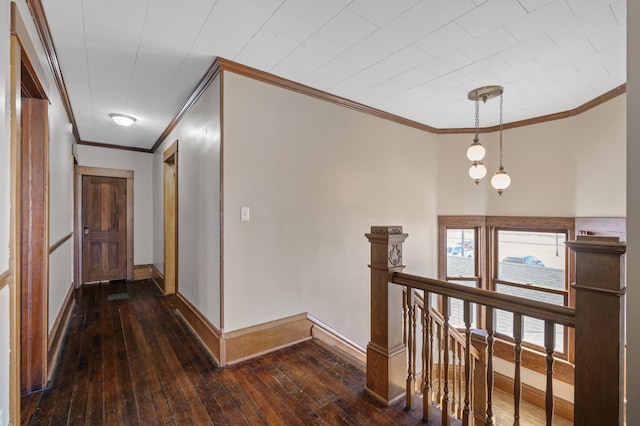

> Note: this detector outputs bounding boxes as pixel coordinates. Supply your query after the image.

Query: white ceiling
[41,0,626,150]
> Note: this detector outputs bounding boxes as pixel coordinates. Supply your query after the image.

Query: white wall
[76,145,154,265]
[0,0,77,421]
[0,0,11,420]
[48,87,75,332]
[0,0,9,274]
[153,77,222,328]
[627,0,639,419]
[0,287,7,426]
[437,94,625,217]
[437,92,626,401]
[573,94,626,216]
[222,72,438,347]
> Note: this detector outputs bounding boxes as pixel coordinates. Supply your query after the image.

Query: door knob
[84,226,89,235]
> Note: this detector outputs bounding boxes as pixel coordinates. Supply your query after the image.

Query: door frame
[163,140,178,295]
[9,2,52,421]
[20,98,50,394]
[75,166,134,284]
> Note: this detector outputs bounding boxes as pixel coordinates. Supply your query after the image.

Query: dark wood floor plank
[147,310,230,424]
[23,279,458,426]
[67,296,101,425]
[131,292,213,425]
[20,391,40,425]
[238,360,308,426]
[102,286,130,426]
[27,303,89,426]
[119,307,165,425]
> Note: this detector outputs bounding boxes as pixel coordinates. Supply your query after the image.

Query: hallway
[21,280,443,425]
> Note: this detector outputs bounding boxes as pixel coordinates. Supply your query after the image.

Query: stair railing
[365,226,625,426]
[403,289,487,425]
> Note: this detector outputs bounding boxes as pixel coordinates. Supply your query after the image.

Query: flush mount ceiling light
[466,85,511,195]
[109,113,137,127]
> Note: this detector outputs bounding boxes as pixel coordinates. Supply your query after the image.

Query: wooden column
[365,226,408,405]
[567,236,626,425]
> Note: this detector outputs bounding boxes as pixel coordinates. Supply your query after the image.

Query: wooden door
[82,176,127,283]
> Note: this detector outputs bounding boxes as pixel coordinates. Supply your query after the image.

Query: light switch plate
[241,207,250,222]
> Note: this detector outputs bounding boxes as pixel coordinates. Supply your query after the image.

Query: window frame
[438,215,576,384]
[438,216,487,329]
[486,216,576,362]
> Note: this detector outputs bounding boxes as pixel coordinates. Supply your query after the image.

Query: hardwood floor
[22,280,455,425]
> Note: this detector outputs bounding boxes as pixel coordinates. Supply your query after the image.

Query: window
[439,217,486,330]
[438,216,575,359]
[494,230,568,352]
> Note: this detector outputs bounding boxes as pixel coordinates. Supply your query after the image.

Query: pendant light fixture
[490,91,511,196]
[467,96,486,184]
[466,85,511,195]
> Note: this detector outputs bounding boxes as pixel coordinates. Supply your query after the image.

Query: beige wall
[222,72,439,346]
[76,145,154,265]
[437,92,626,401]
[48,86,76,333]
[0,0,9,275]
[437,94,625,217]
[0,0,77,422]
[0,0,11,419]
[627,0,639,419]
[153,76,222,328]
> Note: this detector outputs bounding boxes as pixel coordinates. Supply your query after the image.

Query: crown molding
[436,83,627,134]
[150,60,222,153]
[218,57,626,136]
[25,0,80,142]
[217,57,440,134]
[22,1,628,151]
[78,140,153,154]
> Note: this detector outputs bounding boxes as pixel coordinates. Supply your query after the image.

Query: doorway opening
[9,3,52,419]
[163,141,178,295]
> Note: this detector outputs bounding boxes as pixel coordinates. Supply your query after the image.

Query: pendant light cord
[474,96,480,143]
[499,93,504,169]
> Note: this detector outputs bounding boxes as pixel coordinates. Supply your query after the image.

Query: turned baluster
[463,300,472,425]
[452,337,458,417]
[485,307,495,426]
[544,320,555,426]
[423,291,433,421]
[458,341,463,419]
[437,324,443,406]
[406,288,416,409]
[513,314,523,426]
[443,296,451,426]
[403,291,408,346]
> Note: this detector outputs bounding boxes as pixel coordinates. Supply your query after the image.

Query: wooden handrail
[393,272,575,327]
[366,226,625,425]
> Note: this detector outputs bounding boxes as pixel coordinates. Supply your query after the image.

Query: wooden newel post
[471,330,488,426]
[566,236,626,425]
[365,226,408,405]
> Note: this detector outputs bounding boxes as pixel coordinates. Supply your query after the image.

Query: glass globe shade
[109,113,137,127]
[468,163,487,181]
[466,143,486,162]
[491,169,511,194]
